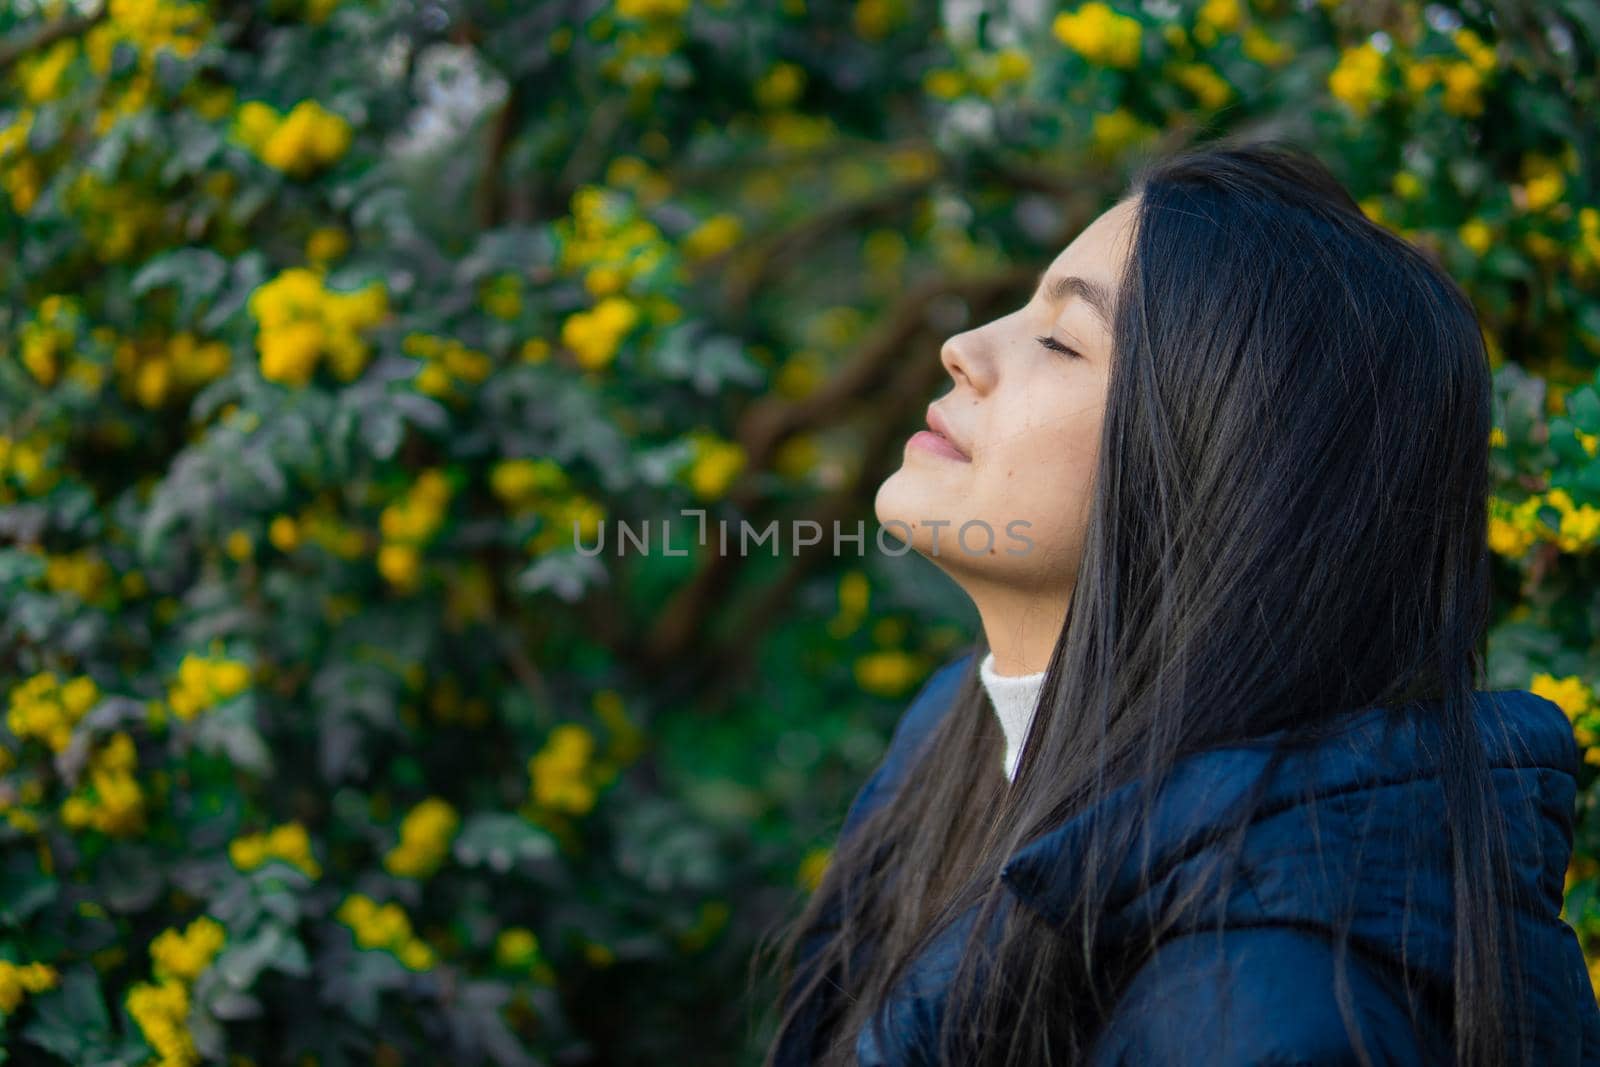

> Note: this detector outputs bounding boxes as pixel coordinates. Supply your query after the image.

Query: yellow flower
[854,650,924,697]
[683,213,743,263]
[491,458,568,508]
[796,846,832,891]
[686,433,746,500]
[127,978,197,1067]
[923,68,965,100]
[529,724,600,815]
[479,273,523,320]
[150,916,226,982]
[1458,219,1492,256]
[378,543,421,591]
[7,671,99,752]
[1520,154,1565,213]
[383,797,460,879]
[1090,107,1156,157]
[1052,2,1143,69]
[1241,25,1292,66]
[166,653,252,721]
[1531,673,1594,721]
[0,960,58,1013]
[561,296,641,371]
[243,99,353,178]
[269,515,301,552]
[755,62,806,109]
[1170,61,1232,109]
[495,927,542,969]
[1328,41,1386,116]
[305,226,349,264]
[1196,0,1241,34]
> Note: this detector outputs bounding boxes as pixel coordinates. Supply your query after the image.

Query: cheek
[977,389,1102,551]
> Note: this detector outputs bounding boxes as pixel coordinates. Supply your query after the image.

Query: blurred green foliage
[1,0,1598,1063]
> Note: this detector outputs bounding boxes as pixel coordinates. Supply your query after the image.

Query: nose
[939,328,990,394]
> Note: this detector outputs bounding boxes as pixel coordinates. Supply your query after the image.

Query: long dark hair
[759,137,1528,1067]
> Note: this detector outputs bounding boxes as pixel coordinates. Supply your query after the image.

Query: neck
[966,578,1069,676]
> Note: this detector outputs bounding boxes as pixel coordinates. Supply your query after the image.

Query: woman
[762,139,1600,1066]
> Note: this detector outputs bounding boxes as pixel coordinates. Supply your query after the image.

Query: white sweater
[978,650,1045,782]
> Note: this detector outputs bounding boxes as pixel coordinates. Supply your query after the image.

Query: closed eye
[1034,335,1083,360]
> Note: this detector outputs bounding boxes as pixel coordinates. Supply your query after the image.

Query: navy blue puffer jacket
[777,651,1600,1066]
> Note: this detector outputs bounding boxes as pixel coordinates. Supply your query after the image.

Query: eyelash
[1034,335,1082,361]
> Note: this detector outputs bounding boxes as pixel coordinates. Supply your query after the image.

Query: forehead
[1046,196,1138,284]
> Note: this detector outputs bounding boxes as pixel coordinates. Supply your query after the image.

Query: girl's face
[875,196,1138,596]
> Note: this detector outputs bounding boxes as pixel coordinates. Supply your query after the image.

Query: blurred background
[1,0,1598,1063]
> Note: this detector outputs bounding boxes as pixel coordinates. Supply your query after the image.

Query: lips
[925,405,972,460]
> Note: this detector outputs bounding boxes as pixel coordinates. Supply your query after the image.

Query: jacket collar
[996,687,1580,962]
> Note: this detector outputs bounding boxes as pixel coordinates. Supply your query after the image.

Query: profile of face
[874,195,1139,599]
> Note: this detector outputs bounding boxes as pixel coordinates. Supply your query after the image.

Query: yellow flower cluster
[383,797,459,879]
[400,332,493,402]
[529,724,604,815]
[16,38,76,105]
[0,432,58,502]
[128,909,224,1067]
[150,915,226,983]
[229,821,322,878]
[248,268,389,387]
[14,294,86,388]
[1518,153,1568,215]
[796,845,832,891]
[682,213,744,263]
[377,469,453,593]
[127,977,198,1066]
[61,731,146,836]
[1532,674,1600,767]
[685,431,746,500]
[0,960,58,1013]
[81,0,212,137]
[1459,218,1493,257]
[37,547,114,605]
[7,671,99,752]
[852,0,907,41]
[1329,41,1387,116]
[1403,29,1496,117]
[561,295,642,372]
[1489,487,1600,558]
[1195,0,1241,36]
[478,272,524,320]
[233,99,353,178]
[557,185,671,300]
[616,0,690,19]
[489,458,606,555]
[854,650,925,698]
[166,652,251,721]
[1577,209,1600,280]
[754,62,806,109]
[64,171,165,262]
[111,331,232,410]
[1090,108,1157,159]
[271,498,366,561]
[86,0,208,78]
[1170,61,1232,110]
[494,927,554,981]
[335,894,435,971]
[1241,25,1293,66]
[0,110,44,212]
[305,226,349,265]
[922,47,1033,102]
[1052,2,1142,70]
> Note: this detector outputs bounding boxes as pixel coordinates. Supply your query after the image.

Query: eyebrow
[1035,271,1116,333]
